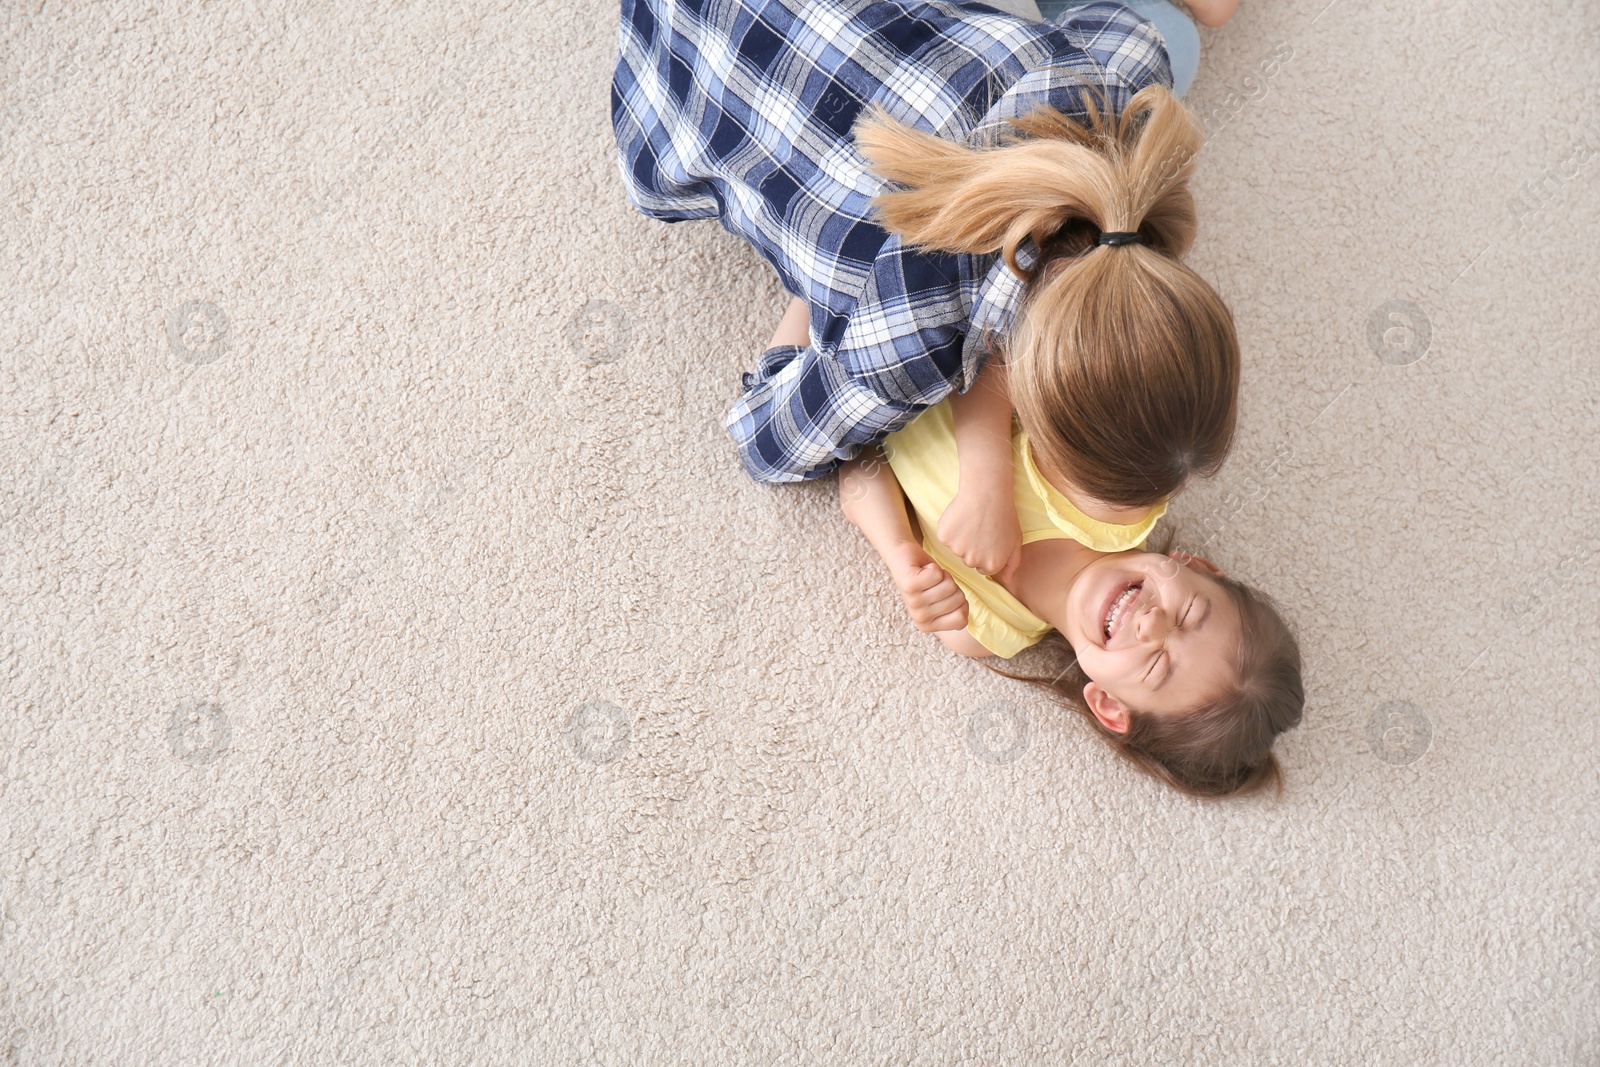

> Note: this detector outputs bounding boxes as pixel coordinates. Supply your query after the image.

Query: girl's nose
[1135,605,1171,643]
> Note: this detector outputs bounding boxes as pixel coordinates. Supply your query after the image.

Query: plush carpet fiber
[3,0,1597,1062]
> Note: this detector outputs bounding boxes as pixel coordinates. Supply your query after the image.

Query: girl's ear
[1083,682,1131,735]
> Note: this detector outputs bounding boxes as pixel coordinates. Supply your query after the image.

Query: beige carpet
[3,0,1598,1062]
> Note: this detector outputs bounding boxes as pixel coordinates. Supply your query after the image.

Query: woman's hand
[936,483,1023,587]
[883,540,969,632]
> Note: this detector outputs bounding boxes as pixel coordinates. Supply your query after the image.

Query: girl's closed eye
[1145,647,1167,685]
[1147,600,1198,685]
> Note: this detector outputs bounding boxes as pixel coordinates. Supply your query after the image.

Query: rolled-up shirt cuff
[741,343,808,391]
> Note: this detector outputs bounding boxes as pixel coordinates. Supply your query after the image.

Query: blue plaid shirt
[612,0,1172,483]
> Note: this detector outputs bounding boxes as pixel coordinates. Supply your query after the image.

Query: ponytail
[851,80,1199,274]
[850,82,1240,509]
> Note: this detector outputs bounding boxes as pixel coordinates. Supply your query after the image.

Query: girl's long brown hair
[850,80,1239,509]
[978,520,1305,799]
[986,574,1305,800]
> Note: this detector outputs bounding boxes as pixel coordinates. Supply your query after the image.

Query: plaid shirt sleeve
[725,229,981,483]
[613,0,1172,483]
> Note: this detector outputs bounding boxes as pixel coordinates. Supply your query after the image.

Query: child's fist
[936,485,1023,584]
[885,542,969,632]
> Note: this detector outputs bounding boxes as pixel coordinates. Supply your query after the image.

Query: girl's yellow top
[881,398,1167,659]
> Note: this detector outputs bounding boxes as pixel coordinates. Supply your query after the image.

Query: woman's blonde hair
[851,81,1239,509]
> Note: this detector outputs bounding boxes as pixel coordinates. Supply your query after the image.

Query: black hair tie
[1097,231,1143,246]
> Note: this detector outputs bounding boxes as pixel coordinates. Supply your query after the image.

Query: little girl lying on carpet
[837,382,1304,800]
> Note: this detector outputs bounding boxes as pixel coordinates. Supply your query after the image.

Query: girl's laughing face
[1060,551,1242,724]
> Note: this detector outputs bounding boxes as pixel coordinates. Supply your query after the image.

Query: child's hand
[936,484,1024,587]
[884,541,969,632]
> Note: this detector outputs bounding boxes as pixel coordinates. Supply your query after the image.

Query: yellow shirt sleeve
[882,396,1167,658]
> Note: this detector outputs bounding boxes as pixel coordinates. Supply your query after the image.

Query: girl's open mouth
[1102,580,1143,642]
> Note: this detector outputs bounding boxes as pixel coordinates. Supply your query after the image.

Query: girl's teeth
[1103,582,1142,640]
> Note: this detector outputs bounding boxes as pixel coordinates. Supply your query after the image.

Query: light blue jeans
[1035,0,1200,99]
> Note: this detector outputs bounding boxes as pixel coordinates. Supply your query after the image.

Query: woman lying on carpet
[614,0,1241,487]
